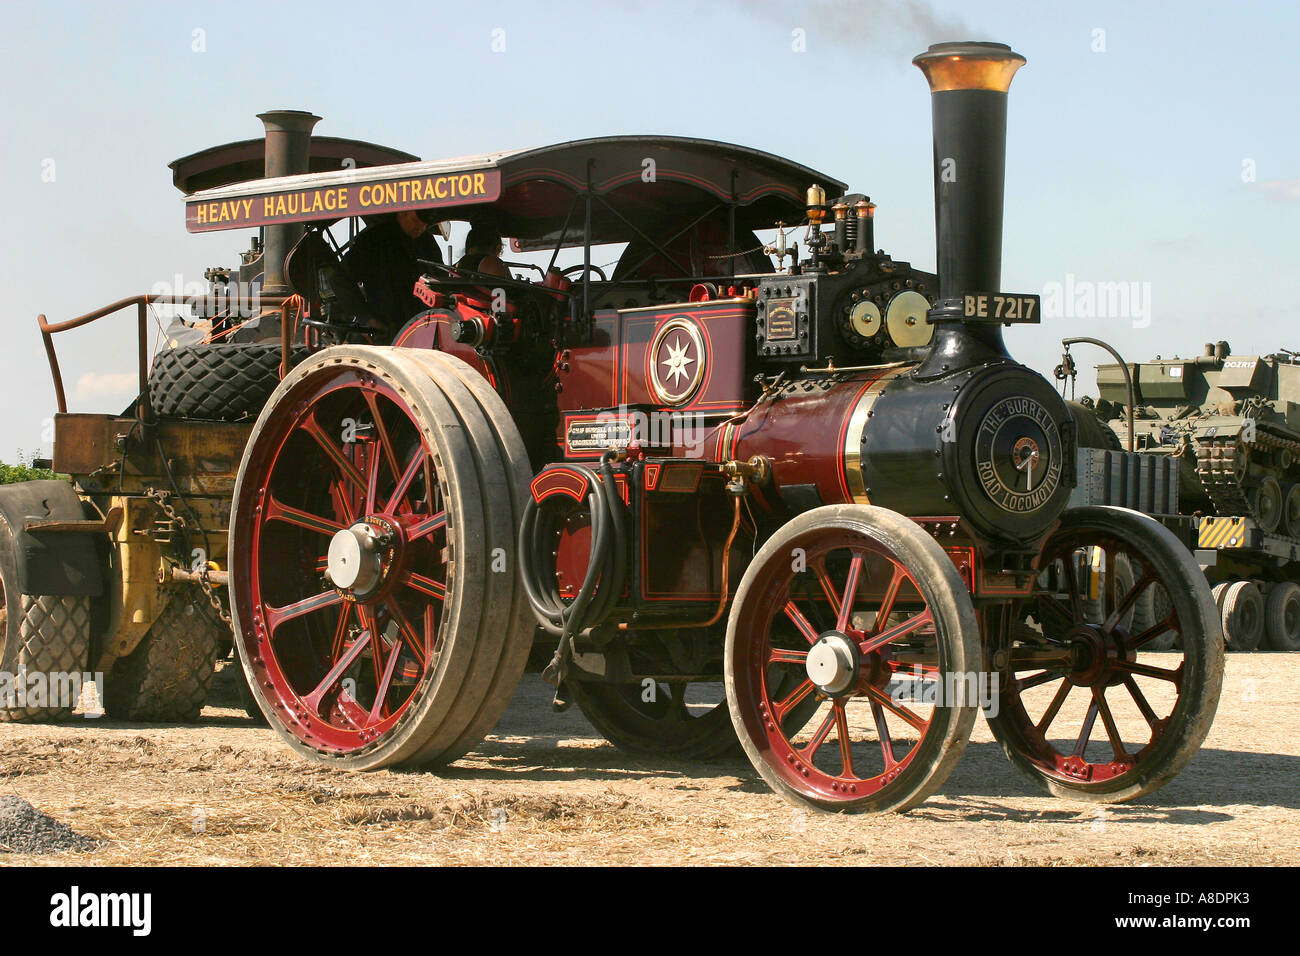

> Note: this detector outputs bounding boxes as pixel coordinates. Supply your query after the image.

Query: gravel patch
[0,795,98,854]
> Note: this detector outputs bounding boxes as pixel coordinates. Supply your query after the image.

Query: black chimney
[258,110,321,296]
[912,42,1025,377]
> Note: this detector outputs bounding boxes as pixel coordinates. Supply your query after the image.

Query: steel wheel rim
[1007,527,1192,786]
[235,364,451,754]
[731,528,944,802]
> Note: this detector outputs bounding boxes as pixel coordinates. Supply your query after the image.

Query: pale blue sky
[1,0,1297,461]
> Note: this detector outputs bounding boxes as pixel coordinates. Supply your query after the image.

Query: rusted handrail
[38,293,293,420]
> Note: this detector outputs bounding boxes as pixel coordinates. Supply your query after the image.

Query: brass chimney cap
[913,41,1025,93]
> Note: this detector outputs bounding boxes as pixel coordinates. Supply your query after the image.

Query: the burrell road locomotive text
[8,41,1223,814]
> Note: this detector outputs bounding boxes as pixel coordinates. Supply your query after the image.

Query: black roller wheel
[0,511,92,723]
[104,593,224,722]
[1066,400,1123,451]
[988,506,1223,802]
[148,343,309,421]
[568,676,738,760]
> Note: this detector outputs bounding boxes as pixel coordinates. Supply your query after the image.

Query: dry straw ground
[1,655,1296,866]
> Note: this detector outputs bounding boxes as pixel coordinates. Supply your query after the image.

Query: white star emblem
[661,334,695,388]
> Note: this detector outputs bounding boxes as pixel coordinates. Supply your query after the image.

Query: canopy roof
[170,136,419,195]
[183,135,847,245]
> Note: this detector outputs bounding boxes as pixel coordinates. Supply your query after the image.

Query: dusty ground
[1,654,1296,866]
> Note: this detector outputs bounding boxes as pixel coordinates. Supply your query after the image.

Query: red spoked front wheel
[229,346,533,769]
[725,505,981,813]
[989,506,1224,801]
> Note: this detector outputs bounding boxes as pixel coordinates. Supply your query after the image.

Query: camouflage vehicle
[1083,341,1300,652]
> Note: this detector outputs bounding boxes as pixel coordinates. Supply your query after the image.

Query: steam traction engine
[226,42,1222,812]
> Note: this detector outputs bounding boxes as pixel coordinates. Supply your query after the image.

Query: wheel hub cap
[327,523,383,593]
[806,631,859,696]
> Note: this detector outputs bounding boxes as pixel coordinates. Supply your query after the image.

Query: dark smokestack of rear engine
[912,42,1024,375]
[258,110,321,295]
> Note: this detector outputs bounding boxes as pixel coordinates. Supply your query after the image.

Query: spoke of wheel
[1072,699,1100,759]
[800,707,837,759]
[1006,647,1075,670]
[872,565,906,635]
[1105,569,1157,634]
[368,632,403,725]
[769,647,808,665]
[1093,687,1129,761]
[859,609,932,656]
[1017,668,1065,692]
[1103,548,1118,622]
[353,606,385,690]
[772,678,815,722]
[265,589,344,636]
[1035,679,1072,735]
[833,704,855,778]
[302,628,372,713]
[835,552,863,632]
[1037,592,1076,627]
[265,495,345,536]
[1129,614,1177,650]
[1122,675,1161,730]
[365,441,382,516]
[407,572,446,600]
[362,391,401,483]
[871,699,897,769]
[1063,554,1084,621]
[300,415,367,494]
[386,449,428,513]
[863,684,927,732]
[1113,659,1181,684]
[385,599,427,669]
[328,603,353,661]
[408,511,447,541]
[813,562,841,621]
[424,603,438,657]
[329,479,357,526]
[784,601,820,645]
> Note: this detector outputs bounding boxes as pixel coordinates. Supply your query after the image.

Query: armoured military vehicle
[1087,341,1300,652]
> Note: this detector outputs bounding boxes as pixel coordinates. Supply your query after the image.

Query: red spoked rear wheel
[230,346,533,769]
[989,506,1224,801]
[725,505,981,813]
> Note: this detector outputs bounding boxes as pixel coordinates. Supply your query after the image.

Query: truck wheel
[568,677,738,760]
[148,343,308,421]
[1264,582,1300,651]
[103,594,223,722]
[229,346,533,770]
[1221,580,1264,651]
[0,518,92,723]
[725,505,981,813]
[988,506,1223,802]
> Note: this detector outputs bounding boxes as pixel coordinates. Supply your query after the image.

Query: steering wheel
[300,315,382,345]
[561,263,608,283]
[416,258,574,302]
